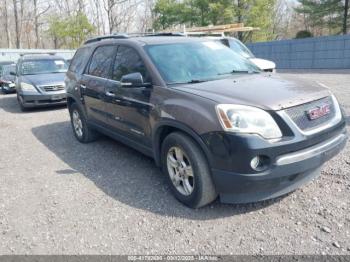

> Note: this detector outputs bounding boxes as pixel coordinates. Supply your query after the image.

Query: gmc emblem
[307,104,331,120]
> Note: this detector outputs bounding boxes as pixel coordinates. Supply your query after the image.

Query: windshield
[145,41,260,84]
[227,39,255,58]
[1,64,16,76]
[21,59,68,75]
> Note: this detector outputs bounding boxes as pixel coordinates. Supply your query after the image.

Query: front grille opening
[285,96,335,132]
[42,85,65,92]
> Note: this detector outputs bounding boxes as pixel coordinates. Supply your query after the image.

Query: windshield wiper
[218,70,259,75]
[187,79,208,84]
[168,79,209,85]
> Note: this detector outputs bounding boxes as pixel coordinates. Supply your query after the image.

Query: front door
[104,45,153,146]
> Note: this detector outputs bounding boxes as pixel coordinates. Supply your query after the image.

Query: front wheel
[69,103,99,143]
[17,94,27,111]
[161,132,217,208]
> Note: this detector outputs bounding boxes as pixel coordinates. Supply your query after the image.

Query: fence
[246,34,350,69]
[0,49,76,62]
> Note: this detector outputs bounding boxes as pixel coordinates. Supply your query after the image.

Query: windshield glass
[145,41,259,84]
[227,39,255,58]
[1,64,16,76]
[21,59,68,75]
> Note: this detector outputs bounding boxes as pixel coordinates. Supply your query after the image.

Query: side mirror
[120,72,151,88]
[10,71,16,76]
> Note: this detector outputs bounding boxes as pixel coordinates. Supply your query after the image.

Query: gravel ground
[0,72,349,255]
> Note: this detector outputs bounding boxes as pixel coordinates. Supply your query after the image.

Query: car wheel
[69,103,99,143]
[17,94,27,111]
[161,132,217,208]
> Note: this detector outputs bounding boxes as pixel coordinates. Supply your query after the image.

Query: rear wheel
[69,102,99,143]
[161,132,217,208]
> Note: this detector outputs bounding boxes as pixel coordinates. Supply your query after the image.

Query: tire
[161,132,217,208]
[69,102,99,143]
[17,94,27,112]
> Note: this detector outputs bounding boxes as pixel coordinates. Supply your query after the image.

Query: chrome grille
[41,85,65,92]
[285,96,336,131]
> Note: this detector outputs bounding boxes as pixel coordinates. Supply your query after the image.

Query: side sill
[88,121,155,159]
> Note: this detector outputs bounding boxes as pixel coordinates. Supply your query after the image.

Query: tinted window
[88,45,116,78]
[69,47,90,73]
[112,46,149,81]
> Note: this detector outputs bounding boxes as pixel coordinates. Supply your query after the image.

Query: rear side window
[88,45,116,79]
[112,46,149,82]
[69,47,90,73]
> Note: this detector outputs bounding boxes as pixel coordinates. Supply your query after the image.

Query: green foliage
[48,12,95,48]
[153,0,276,41]
[295,30,314,38]
[295,0,344,34]
[243,0,276,42]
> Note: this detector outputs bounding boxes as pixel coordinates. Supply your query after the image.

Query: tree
[3,0,12,48]
[153,0,184,29]
[295,0,344,35]
[13,0,20,48]
[295,29,313,38]
[344,0,349,34]
[47,12,95,49]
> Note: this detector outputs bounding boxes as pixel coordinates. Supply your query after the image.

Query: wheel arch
[152,120,212,168]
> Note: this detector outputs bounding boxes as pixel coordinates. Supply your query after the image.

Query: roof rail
[84,32,185,45]
[20,52,56,56]
[127,32,185,37]
[84,34,128,45]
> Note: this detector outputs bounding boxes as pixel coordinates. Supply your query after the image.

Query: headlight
[216,104,282,140]
[21,82,37,92]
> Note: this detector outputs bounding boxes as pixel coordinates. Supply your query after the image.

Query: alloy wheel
[167,146,194,196]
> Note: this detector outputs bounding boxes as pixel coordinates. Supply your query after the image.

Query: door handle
[106,91,116,97]
[80,84,86,89]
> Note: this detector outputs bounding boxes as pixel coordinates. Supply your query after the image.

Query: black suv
[15,54,68,111]
[65,35,347,208]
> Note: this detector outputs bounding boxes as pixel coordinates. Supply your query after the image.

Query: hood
[249,58,276,71]
[21,73,66,86]
[172,74,331,111]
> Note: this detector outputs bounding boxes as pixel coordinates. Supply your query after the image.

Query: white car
[214,37,276,72]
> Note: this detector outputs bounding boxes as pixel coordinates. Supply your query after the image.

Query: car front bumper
[202,121,347,204]
[1,82,16,92]
[20,92,67,108]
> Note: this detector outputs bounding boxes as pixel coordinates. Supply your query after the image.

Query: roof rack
[84,34,128,45]
[84,32,185,45]
[127,32,185,37]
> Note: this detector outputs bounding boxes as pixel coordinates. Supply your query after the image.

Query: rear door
[81,45,117,126]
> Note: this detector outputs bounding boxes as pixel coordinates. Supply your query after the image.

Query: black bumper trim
[211,130,347,204]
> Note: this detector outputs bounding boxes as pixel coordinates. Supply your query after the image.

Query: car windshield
[227,39,255,58]
[21,59,68,75]
[1,64,16,76]
[145,41,260,84]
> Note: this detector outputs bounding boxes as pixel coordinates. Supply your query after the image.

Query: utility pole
[344,0,349,34]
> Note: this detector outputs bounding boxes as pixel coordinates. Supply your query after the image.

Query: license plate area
[51,95,64,101]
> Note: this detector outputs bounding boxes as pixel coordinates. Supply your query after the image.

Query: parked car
[65,35,346,208]
[214,37,276,72]
[14,53,68,111]
[0,62,16,94]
